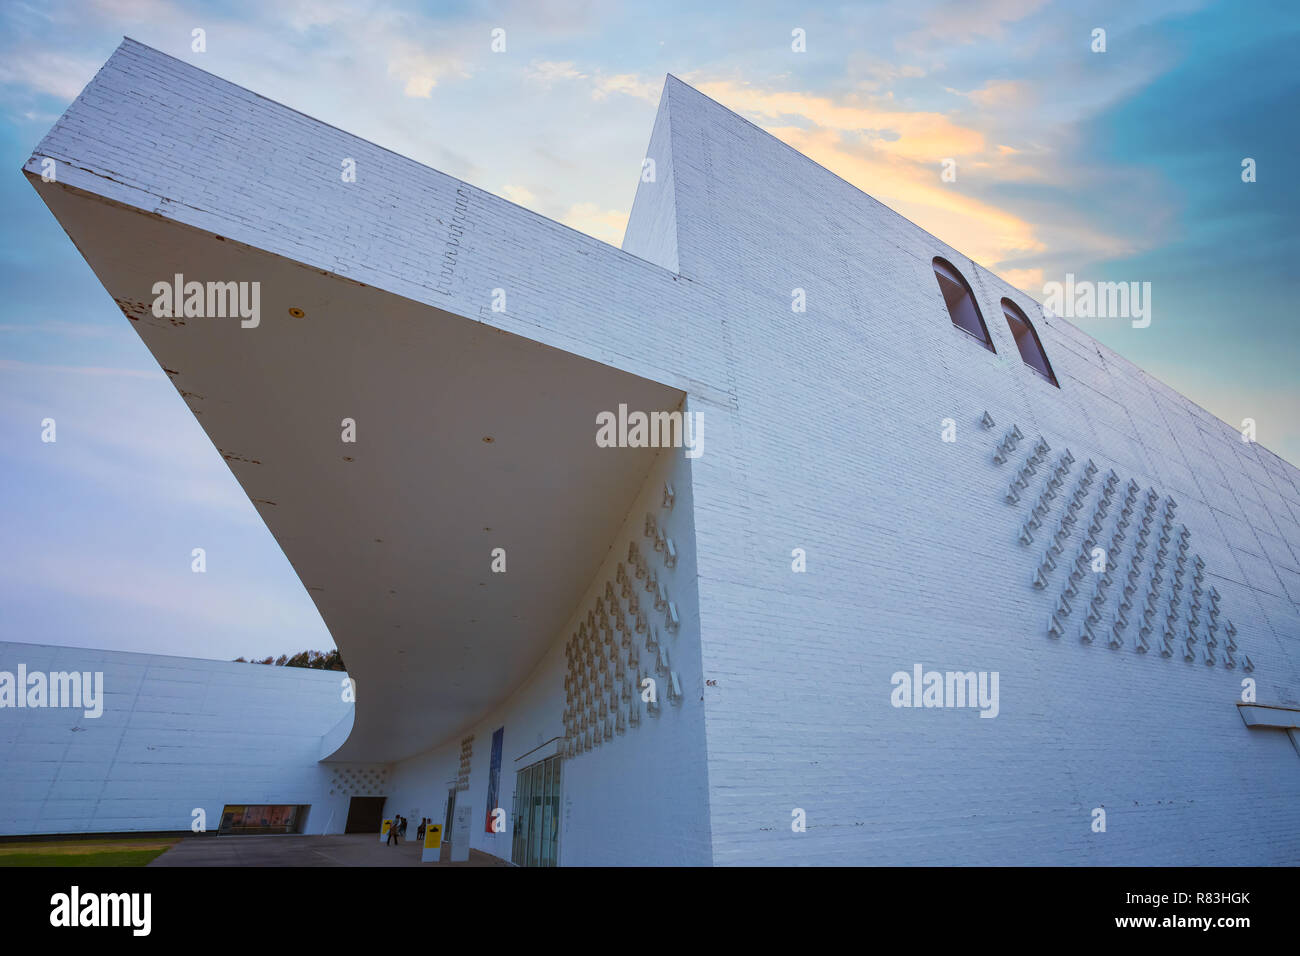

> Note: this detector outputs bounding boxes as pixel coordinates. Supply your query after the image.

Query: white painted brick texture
[23,44,1300,865]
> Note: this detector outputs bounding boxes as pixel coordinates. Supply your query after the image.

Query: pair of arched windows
[931,257,1058,388]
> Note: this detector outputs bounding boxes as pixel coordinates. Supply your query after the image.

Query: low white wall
[0,641,355,836]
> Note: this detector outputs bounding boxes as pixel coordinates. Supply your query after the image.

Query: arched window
[932,257,994,351]
[1001,298,1058,387]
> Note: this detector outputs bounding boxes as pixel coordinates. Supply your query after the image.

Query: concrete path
[149,833,510,867]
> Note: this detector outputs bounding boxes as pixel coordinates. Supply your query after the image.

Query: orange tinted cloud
[686,79,1143,282]
[693,81,987,161]
[763,122,1045,266]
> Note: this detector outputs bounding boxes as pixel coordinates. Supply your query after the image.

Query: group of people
[385,814,436,846]
[385,815,408,845]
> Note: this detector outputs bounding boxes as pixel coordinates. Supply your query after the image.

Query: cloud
[560,202,628,245]
[387,41,468,98]
[273,0,360,31]
[4,548,311,629]
[0,322,115,339]
[500,184,536,206]
[996,267,1045,291]
[591,73,660,103]
[684,77,1154,275]
[693,80,988,161]
[525,59,660,103]
[672,77,1053,266]
[773,124,1045,265]
[0,358,161,379]
[527,60,586,85]
[87,0,179,18]
[959,80,1031,110]
[846,55,927,91]
[901,0,1050,51]
[0,359,254,519]
[0,49,101,100]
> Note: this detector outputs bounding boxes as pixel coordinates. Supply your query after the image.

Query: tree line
[233,649,345,670]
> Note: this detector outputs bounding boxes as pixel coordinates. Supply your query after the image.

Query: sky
[1,0,1297,661]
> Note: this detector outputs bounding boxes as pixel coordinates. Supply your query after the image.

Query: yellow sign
[381,819,392,835]
[424,824,442,849]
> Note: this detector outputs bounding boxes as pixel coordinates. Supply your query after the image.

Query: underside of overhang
[31,175,685,763]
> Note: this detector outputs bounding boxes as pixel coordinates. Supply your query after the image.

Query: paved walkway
[149,833,510,867]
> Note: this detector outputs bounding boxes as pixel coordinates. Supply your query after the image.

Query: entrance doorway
[511,755,561,867]
[344,796,386,834]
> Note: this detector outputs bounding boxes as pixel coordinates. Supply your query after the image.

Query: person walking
[386,817,398,846]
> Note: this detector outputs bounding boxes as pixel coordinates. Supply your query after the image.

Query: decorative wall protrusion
[995,431,1248,675]
[993,425,1026,465]
[328,764,390,797]
[456,735,474,790]
[563,473,685,757]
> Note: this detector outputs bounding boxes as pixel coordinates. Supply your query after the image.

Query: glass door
[511,755,561,867]
[444,789,456,857]
[511,772,530,864]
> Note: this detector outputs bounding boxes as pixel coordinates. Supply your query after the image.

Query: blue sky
[1,0,1296,660]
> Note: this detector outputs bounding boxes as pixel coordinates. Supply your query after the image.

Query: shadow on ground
[149,833,511,867]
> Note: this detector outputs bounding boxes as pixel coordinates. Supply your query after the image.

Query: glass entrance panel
[511,755,562,867]
[528,762,542,867]
[541,758,555,868]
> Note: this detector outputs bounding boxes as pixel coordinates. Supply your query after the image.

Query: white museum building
[4,39,1299,866]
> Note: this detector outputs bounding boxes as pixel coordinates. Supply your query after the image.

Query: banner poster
[484,726,504,833]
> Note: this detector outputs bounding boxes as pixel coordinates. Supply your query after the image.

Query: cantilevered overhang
[27,176,684,762]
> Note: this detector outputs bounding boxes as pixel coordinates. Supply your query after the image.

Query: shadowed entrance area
[149,833,511,867]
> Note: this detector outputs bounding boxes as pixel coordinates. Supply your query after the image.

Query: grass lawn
[0,837,179,867]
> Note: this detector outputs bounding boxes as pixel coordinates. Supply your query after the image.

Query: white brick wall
[643,78,1300,865]
[23,42,1300,864]
[0,642,354,835]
